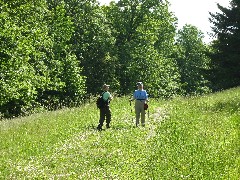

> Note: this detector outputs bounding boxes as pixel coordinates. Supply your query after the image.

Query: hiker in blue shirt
[130,82,148,127]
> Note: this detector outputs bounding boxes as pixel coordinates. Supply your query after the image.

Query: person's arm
[109,93,113,101]
[130,91,136,101]
[145,91,149,102]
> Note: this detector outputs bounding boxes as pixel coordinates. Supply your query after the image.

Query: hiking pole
[147,99,149,118]
[129,98,134,124]
[130,99,132,113]
[145,100,149,119]
[148,107,149,118]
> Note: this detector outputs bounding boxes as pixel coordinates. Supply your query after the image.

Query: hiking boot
[106,124,110,129]
[97,125,102,131]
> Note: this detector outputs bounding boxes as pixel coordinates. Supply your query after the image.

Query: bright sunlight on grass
[0,88,239,179]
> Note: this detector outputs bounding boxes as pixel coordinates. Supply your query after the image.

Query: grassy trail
[0,88,239,179]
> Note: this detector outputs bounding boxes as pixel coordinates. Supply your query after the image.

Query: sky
[98,0,231,43]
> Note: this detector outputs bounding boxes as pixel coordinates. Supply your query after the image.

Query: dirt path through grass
[2,88,239,179]
[10,106,169,179]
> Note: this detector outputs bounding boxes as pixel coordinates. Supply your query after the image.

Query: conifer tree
[209,0,240,89]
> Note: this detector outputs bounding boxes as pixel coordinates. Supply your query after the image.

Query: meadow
[0,88,239,179]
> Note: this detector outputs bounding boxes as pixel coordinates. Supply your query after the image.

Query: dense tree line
[0,0,238,118]
[209,0,240,90]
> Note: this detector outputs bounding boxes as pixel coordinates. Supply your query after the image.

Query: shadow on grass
[84,120,137,132]
[211,100,240,113]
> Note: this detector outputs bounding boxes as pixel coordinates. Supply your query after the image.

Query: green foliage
[209,0,240,90]
[174,25,211,95]
[104,0,181,96]
[1,0,217,117]
[0,0,52,117]
[62,0,116,94]
[61,53,86,103]
[128,45,180,98]
[0,88,239,178]
[42,1,86,107]
[0,1,86,117]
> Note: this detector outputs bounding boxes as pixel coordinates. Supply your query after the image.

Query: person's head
[136,82,143,90]
[102,84,110,91]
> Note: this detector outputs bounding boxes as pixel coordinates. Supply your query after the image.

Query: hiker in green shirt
[97,84,113,130]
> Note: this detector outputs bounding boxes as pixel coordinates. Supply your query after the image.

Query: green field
[0,88,239,179]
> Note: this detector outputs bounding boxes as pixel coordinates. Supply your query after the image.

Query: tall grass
[0,88,239,179]
[149,88,240,179]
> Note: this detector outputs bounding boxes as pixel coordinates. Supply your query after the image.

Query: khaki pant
[135,100,145,126]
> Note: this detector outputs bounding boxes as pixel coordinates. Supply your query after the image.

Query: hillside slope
[0,88,239,179]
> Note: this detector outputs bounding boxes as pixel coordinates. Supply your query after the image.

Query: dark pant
[98,106,111,129]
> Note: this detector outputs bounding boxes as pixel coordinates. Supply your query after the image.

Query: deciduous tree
[174,25,211,95]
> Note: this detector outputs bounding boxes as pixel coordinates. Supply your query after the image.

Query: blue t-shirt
[133,90,148,100]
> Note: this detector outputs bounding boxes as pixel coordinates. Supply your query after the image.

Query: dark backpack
[96,92,106,109]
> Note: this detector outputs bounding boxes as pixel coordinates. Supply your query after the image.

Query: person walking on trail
[130,82,149,127]
[97,84,113,130]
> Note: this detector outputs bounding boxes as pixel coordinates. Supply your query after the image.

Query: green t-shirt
[103,91,111,101]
